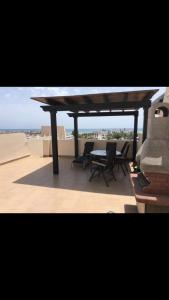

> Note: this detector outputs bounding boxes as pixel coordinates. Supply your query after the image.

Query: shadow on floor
[14,158,134,196]
[124,204,138,213]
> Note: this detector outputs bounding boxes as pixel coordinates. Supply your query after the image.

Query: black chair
[71,142,94,169]
[89,143,116,187]
[120,141,129,156]
[115,143,130,176]
[106,142,117,152]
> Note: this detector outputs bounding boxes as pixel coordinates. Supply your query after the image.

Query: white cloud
[16,87,70,97]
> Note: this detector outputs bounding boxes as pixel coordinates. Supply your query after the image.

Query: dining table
[90,149,121,157]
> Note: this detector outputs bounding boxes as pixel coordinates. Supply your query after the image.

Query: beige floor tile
[0,156,137,213]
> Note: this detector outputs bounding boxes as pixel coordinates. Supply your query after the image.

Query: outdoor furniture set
[72,141,130,187]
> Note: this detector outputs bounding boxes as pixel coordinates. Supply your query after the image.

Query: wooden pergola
[31,89,158,174]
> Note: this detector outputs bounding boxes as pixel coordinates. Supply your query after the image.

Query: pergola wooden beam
[133,111,139,161]
[41,101,148,112]
[142,100,151,142]
[68,111,137,117]
[49,110,59,174]
[73,114,79,158]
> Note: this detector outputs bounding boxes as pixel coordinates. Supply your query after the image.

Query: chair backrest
[106,142,117,153]
[106,142,116,163]
[83,142,94,156]
[121,141,129,155]
[123,143,130,158]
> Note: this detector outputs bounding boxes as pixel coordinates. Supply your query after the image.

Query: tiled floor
[0,156,137,213]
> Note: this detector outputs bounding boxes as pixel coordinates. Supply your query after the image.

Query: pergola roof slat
[31,89,159,112]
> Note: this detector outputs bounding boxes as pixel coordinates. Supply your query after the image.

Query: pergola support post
[142,101,151,143]
[133,111,139,161]
[50,110,59,174]
[73,114,79,158]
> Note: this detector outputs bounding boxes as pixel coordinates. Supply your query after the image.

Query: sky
[0,87,166,129]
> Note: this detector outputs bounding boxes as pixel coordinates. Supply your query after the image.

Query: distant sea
[0,128,143,134]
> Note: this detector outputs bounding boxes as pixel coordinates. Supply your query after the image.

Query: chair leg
[84,158,91,169]
[83,160,86,169]
[124,162,128,172]
[120,164,126,176]
[102,170,109,187]
[97,166,101,177]
[111,170,116,181]
[89,167,98,182]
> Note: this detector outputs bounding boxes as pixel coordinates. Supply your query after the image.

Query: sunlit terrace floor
[0,156,137,213]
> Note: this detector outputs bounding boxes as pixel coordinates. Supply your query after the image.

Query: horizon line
[0,127,143,130]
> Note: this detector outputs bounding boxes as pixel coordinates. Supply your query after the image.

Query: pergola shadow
[14,158,134,196]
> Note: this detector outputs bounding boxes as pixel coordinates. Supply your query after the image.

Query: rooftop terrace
[0,156,137,213]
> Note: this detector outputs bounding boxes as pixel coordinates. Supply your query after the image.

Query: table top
[90,150,121,156]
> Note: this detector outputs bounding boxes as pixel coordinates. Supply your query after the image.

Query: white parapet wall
[27,137,142,159]
[27,137,75,157]
[0,134,142,165]
[0,133,30,165]
[27,137,44,157]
